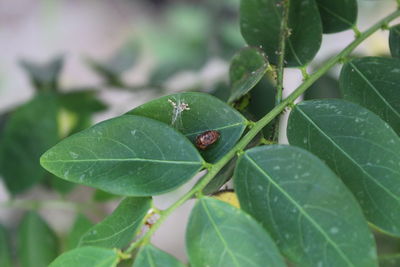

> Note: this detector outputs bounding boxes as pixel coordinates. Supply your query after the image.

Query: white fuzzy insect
[168,98,190,130]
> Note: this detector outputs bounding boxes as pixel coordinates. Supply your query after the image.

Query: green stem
[272,0,290,142]
[275,0,290,107]
[0,199,92,212]
[124,8,400,255]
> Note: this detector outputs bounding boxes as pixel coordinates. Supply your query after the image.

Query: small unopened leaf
[340,57,400,134]
[389,24,400,58]
[0,224,12,267]
[18,211,59,267]
[41,115,204,196]
[127,92,247,163]
[240,0,322,67]
[66,214,93,250]
[228,47,269,103]
[288,99,400,236]
[79,197,151,248]
[186,197,285,267]
[49,247,119,267]
[133,244,185,267]
[235,145,377,266]
[316,0,358,33]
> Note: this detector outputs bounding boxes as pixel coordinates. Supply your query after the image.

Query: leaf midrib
[348,62,400,120]
[243,153,354,266]
[200,200,241,267]
[42,158,201,165]
[318,3,353,26]
[297,107,400,202]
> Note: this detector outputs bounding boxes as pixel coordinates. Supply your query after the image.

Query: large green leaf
[315,0,357,33]
[186,197,285,267]
[339,57,400,134]
[228,47,269,103]
[0,224,12,267]
[66,214,93,250]
[41,115,204,196]
[79,197,151,248]
[235,145,377,266]
[132,244,185,267]
[287,99,400,236]
[127,92,247,163]
[58,90,107,114]
[0,93,59,193]
[49,246,119,267]
[240,0,322,67]
[389,24,400,58]
[18,211,59,267]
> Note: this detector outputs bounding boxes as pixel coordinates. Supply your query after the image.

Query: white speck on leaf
[69,152,79,159]
[330,227,339,234]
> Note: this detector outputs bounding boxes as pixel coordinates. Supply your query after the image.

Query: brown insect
[196,130,220,150]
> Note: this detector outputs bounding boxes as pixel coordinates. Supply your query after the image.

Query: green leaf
[228,47,269,103]
[304,73,340,100]
[57,90,107,137]
[49,246,119,267]
[389,24,400,58]
[18,211,59,267]
[79,197,151,248]
[245,77,276,138]
[186,197,285,267]
[202,159,235,195]
[287,99,400,236]
[0,224,12,267]
[315,0,358,33]
[20,56,63,91]
[0,93,59,193]
[339,57,400,134]
[127,92,247,163]
[93,189,119,203]
[234,145,377,266]
[133,244,185,267]
[58,90,107,114]
[41,115,204,196]
[240,0,322,67]
[66,214,93,251]
[379,255,400,267]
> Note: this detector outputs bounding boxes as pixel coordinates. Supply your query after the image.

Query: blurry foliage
[0,4,243,264]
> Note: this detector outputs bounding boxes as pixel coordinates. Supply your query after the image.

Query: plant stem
[0,199,91,212]
[125,8,400,255]
[272,0,290,142]
[275,0,290,107]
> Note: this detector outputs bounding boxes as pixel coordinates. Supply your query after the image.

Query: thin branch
[272,0,290,142]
